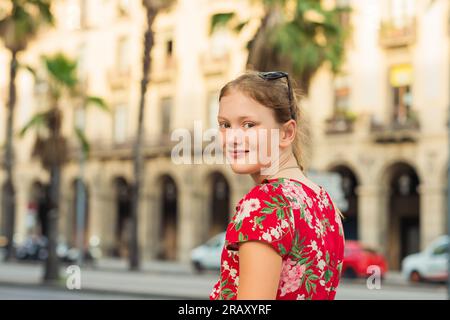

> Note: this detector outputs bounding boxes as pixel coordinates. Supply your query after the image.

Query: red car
[342,241,388,279]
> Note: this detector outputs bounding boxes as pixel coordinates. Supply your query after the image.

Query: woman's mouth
[228,149,249,159]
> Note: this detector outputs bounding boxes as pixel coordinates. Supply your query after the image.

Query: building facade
[0,0,449,269]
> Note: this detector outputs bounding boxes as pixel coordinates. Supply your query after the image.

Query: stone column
[418,183,446,250]
[94,185,116,256]
[177,187,203,263]
[144,191,161,260]
[356,184,386,252]
[15,177,30,241]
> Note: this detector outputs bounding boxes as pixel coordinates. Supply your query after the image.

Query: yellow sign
[390,64,413,87]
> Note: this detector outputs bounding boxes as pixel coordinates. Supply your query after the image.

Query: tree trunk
[44,164,61,282]
[1,50,18,261]
[247,9,283,72]
[129,5,157,270]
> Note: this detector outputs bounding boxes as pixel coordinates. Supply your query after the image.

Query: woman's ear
[279,120,296,148]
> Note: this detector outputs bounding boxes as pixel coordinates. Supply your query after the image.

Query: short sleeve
[225,184,294,257]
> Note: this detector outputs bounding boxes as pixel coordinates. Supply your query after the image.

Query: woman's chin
[229,163,261,175]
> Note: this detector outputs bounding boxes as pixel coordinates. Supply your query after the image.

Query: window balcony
[324,111,357,135]
[379,17,416,48]
[150,56,177,83]
[69,132,183,161]
[199,51,230,76]
[107,68,132,90]
[370,112,420,143]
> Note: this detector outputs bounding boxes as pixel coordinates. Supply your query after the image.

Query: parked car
[0,236,7,260]
[342,240,388,279]
[191,232,225,272]
[401,235,449,283]
[14,235,101,265]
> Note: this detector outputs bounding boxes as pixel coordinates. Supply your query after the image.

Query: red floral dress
[209,177,345,300]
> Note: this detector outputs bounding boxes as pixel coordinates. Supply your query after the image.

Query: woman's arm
[237,241,282,300]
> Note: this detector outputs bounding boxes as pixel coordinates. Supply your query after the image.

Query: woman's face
[218,89,282,175]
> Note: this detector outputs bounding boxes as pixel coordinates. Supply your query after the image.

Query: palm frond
[74,127,90,158]
[19,111,48,137]
[29,0,54,24]
[19,63,37,78]
[210,12,235,35]
[0,0,53,52]
[85,96,109,112]
[43,53,78,88]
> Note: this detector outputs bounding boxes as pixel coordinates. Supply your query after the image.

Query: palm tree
[0,0,54,261]
[211,0,350,94]
[20,53,107,282]
[128,0,175,271]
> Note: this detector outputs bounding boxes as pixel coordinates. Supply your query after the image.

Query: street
[0,281,446,300]
[0,260,446,300]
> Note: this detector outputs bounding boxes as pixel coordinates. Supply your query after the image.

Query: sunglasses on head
[258,71,295,120]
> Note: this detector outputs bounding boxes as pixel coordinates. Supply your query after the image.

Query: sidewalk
[0,258,430,299]
[340,271,410,288]
[94,257,194,275]
[0,258,218,299]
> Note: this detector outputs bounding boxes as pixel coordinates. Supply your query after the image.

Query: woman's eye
[242,122,255,129]
[219,122,230,129]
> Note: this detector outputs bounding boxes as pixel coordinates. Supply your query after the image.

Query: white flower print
[309,240,318,252]
[304,209,314,229]
[262,231,272,242]
[314,217,326,238]
[270,227,280,239]
[260,184,270,193]
[281,180,309,210]
[235,198,260,223]
[316,249,323,260]
[318,259,326,270]
[296,294,306,300]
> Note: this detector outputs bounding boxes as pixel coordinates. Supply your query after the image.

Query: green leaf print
[300,205,306,219]
[221,288,235,300]
[309,274,319,281]
[263,200,276,208]
[261,207,273,214]
[299,257,309,265]
[255,215,267,227]
[220,279,228,288]
[271,196,280,204]
[326,251,330,264]
[278,243,287,255]
[235,220,242,231]
[305,281,311,294]
[238,232,248,242]
[276,208,284,219]
[325,269,333,283]
[311,282,317,294]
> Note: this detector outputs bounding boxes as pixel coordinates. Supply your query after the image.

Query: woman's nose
[224,128,245,146]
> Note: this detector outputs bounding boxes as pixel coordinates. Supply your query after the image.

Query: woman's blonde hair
[219,71,310,171]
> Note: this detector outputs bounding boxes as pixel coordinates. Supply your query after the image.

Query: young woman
[209,71,345,300]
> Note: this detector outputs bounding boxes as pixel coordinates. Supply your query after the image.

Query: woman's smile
[227,148,250,159]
